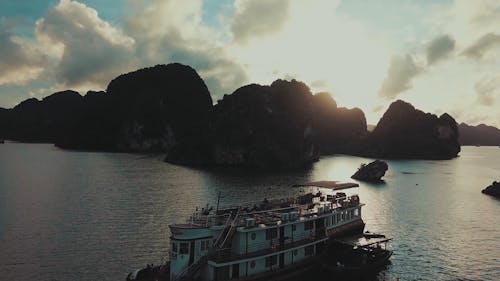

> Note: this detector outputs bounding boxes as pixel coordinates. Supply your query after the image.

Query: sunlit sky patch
[0,0,499,127]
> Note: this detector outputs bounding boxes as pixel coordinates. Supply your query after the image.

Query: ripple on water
[0,144,499,281]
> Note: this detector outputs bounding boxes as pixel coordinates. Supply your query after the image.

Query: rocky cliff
[2,91,84,143]
[1,64,464,168]
[312,92,367,154]
[2,64,213,164]
[0,107,9,139]
[363,100,460,159]
[58,64,214,164]
[212,80,319,169]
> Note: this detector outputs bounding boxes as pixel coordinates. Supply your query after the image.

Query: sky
[0,0,499,127]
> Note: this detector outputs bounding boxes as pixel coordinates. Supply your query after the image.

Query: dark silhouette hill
[212,80,319,169]
[458,123,500,146]
[1,91,84,142]
[0,107,9,139]
[0,63,463,168]
[362,100,460,159]
[312,92,367,154]
[58,64,214,164]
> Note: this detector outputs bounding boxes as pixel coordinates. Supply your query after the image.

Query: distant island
[0,63,479,169]
[458,123,500,146]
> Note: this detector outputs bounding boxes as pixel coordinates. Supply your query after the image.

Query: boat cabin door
[315,218,325,238]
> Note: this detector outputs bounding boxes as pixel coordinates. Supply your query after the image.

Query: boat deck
[173,190,361,230]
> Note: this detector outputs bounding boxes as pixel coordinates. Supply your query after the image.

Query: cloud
[231,0,290,44]
[125,0,248,99]
[469,0,500,27]
[378,54,422,99]
[0,23,46,86]
[310,80,327,89]
[34,0,135,89]
[462,33,500,59]
[475,76,500,106]
[426,34,455,65]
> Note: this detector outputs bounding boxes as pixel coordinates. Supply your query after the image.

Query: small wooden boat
[363,231,386,239]
[319,236,393,278]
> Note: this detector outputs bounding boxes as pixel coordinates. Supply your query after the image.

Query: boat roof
[171,189,363,230]
[293,181,359,190]
[334,235,392,247]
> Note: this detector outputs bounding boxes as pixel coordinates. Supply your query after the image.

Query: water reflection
[0,143,499,280]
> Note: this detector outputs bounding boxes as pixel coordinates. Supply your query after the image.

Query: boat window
[266,228,277,240]
[179,242,189,254]
[304,221,314,231]
[292,224,296,231]
[305,245,314,256]
[172,242,177,253]
[265,255,277,267]
[336,213,340,222]
[354,209,359,217]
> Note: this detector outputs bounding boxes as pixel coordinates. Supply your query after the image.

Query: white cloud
[378,54,423,99]
[0,24,46,86]
[125,0,247,99]
[462,33,500,60]
[1,0,500,128]
[35,0,135,89]
[475,76,500,106]
[228,0,391,116]
[230,0,290,44]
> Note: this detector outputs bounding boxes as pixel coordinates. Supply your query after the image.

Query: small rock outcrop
[482,181,500,198]
[351,160,388,181]
[363,100,460,159]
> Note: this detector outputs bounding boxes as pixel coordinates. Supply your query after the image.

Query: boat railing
[217,197,298,212]
[187,213,231,228]
[186,195,361,228]
[208,232,327,263]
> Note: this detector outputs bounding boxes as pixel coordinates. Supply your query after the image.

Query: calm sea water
[0,143,498,281]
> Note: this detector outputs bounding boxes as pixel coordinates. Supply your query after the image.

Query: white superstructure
[168,184,365,281]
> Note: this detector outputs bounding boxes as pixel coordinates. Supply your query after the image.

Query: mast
[216,191,221,213]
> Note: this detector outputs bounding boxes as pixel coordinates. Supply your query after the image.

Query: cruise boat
[127,181,386,281]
